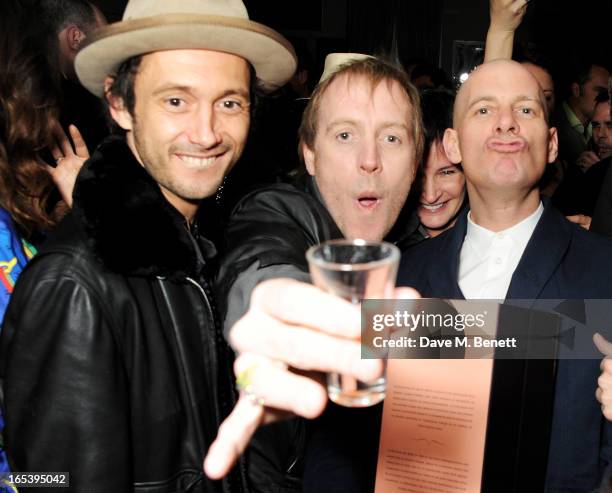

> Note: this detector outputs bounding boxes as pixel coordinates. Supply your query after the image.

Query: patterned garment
[0,209,35,319]
[0,208,36,490]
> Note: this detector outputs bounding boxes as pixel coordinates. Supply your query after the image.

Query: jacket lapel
[426,211,467,299]
[506,204,572,300]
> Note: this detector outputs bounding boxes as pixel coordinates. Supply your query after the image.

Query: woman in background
[417,88,466,238]
[0,0,87,311]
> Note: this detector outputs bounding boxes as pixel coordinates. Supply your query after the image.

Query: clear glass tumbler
[306,239,400,407]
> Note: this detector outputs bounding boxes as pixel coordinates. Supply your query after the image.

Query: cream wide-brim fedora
[75,0,297,96]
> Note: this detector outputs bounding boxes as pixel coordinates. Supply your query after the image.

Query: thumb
[593,333,612,357]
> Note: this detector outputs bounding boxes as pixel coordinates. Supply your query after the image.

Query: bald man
[399,60,612,491]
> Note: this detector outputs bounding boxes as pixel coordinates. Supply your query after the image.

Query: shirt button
[495,257,502,265]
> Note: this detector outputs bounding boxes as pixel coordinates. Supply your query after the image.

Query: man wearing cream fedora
[0,0,298,491]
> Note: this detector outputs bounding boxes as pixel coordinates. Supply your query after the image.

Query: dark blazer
[398,203,612,492]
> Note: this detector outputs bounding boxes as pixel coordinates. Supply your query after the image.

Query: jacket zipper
[185,276,221,427]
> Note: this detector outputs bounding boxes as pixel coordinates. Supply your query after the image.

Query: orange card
[375,359,494,493]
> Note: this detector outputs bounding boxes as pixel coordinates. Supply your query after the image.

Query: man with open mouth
[213,54,425,490]
[216,53,425,338]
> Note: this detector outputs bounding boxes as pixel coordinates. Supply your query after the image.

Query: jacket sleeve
[0,255,131,492]
[215,185,342,337]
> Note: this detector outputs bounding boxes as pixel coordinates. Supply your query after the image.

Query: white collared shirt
[458,202,544,299]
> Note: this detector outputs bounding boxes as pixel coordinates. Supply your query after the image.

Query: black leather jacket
[214,179,422,493]
[0,138,247,492]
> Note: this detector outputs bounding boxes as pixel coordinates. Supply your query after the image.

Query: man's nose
[190,106,222,148]
[359,140,382,174]
[495,107,519,134]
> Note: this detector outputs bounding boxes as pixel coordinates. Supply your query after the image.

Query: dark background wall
[94,0,610,84]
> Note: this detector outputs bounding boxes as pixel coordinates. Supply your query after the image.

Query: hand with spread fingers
[485,0,529,62]
[48,123,89,207]
[203,278,420,479]
[595,333,612,421]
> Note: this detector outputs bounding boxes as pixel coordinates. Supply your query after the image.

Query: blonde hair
[298,56,424,166]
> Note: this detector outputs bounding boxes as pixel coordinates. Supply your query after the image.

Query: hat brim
[75,14,297,96]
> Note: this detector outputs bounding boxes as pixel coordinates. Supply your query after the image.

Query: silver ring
[56,156,65,164]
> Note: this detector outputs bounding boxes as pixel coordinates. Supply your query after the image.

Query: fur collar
[72,136,213,279]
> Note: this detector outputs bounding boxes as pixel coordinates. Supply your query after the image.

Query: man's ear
[443,128,462,164]
[65,24,86,51]
[547,126,559,164]
[302,142,316,176]
[570,82,581,99]
[104,76,133,132]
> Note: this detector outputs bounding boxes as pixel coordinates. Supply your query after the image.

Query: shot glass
[306,239,400,407]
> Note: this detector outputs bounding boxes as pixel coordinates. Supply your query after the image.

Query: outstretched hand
[203,278,420,479]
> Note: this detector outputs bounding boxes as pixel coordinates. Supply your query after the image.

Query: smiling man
[400,60,612,491]
[108,49,251,220]
[0,0,296,491]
